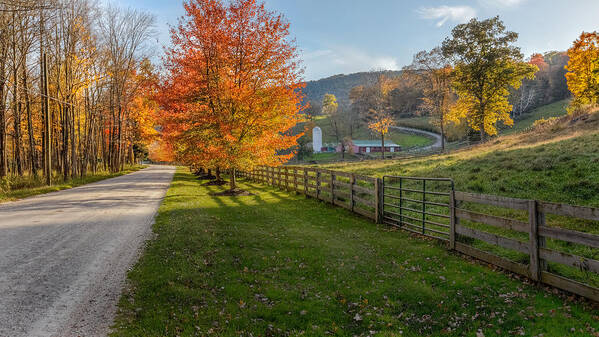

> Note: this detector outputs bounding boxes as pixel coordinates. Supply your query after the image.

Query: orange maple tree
[160,0,305,190]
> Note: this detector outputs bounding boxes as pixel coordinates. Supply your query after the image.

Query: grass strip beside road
[0,165,147,203]
[111,167,599,337]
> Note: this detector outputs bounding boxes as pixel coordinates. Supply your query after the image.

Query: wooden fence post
[537,203,547,273]
[330,171,335,204]
[316,170,321,200]
[375,178,383,224]
[350,174,355,212]
[449,190,456,250]
[293,168,298,192]
[303,168,308,196]
[422,180,426,234]
[529,200,541,281]
[279,168,283,189]
[271,167,275,186]
[284,167,289,191]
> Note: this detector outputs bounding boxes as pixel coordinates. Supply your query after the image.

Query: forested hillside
[302,50,571,148]
[303,70,401,106]
[304,52,569,116]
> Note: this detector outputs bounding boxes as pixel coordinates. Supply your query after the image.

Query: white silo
[312,126,322,153]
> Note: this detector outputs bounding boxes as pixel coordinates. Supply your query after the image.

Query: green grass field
[394,99,570,141]
[0,165,146,203]
[300,152,361,163]
[396,116,435,132]
[319,107,599,288]
[501,100,570,135]
[111,167,599,337]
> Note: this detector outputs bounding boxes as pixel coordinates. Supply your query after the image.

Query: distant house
[341,140,401,154]
[320,143,337,153]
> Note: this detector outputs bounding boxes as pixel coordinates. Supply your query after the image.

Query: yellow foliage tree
[442,17,537,139]
[368,111,394,159]
[565,32,599,109]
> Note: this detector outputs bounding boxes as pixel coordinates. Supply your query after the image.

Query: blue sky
[108,0,599,80]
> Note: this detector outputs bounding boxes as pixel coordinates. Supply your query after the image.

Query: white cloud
[479,0,526,8]
[301,47,399,80]
[417,5,476,27]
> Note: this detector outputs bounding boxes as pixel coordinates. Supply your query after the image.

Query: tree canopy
[565,32,599,108]
[442,17,537,138]
[160,0,305,190]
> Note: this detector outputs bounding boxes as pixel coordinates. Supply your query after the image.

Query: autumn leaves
[565,32,599,111]
[159,0,304,190]
[0,2,157,185]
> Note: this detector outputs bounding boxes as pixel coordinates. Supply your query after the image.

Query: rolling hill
[303,70,401,105]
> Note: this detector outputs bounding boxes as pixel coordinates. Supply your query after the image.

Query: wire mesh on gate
[383,176,454,241]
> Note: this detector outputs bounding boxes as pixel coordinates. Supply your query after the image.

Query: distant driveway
[391,126,443,152]
[0,165,174,337]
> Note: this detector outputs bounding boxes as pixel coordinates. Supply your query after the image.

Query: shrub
[566,102,599,116]
[532,117,559,131]
[0,177,9,194]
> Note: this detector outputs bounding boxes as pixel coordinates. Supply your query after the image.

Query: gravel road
[0,165,175,337]
[390,126,443,152]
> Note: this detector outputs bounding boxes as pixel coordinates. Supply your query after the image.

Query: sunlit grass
[320,108,599,288]
[111,167,599,337]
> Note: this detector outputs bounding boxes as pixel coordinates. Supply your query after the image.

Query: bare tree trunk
[215,167,221,182]
[12,14,23,176]
[381,134,385,159]
[12,72,23,176]
[22,61,37,176]
[62,104,69,180]
[0,56,6,178]
[43,53,51,185]
[230,168,236,190]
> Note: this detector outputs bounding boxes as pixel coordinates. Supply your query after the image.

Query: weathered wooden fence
[239,166,599,302]
[240,166,382,221]
[452,191,599,302]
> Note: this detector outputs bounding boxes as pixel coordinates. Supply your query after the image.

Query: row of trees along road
[0,0,157,186]
[159,0,304,192]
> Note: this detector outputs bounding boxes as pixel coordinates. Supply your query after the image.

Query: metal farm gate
[382,176,454,241]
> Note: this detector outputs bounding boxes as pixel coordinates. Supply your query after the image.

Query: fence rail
[239,166,599,302]
[240,166,381,221]
[453,191,599,302]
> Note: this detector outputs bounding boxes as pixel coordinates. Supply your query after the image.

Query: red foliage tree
[160,0,304,190]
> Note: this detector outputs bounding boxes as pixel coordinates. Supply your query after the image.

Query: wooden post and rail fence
[238,166,599,303]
